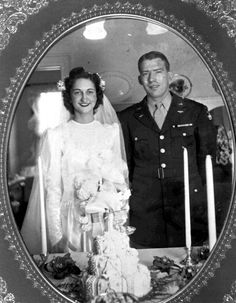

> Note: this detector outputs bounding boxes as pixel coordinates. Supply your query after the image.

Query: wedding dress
[21,119,129,254]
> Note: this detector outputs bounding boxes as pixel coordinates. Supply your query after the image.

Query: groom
[119,51,217,248]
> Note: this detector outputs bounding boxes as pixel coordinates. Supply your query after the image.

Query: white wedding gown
[21,119,129,254]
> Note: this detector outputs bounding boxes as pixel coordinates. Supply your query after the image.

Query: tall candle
[183,147,191,249]
[38,156,47,256]
[88,237,92,252]
[108,212,114,231]
[82,232,87,252]
[205,155,217,251]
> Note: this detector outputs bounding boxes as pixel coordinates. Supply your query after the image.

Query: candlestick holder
[180,247,198,281]
[37,252,49,271]
[186,247,192,266]
[180,247,197,266]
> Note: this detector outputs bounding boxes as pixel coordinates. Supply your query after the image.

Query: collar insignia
[207,112,212,120]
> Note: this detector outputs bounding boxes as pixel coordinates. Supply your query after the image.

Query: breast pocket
[171,125,195,158]
[133,136,152,160]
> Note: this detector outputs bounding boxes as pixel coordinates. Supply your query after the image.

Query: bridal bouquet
[73,150,131,234]
[73,168,130,214]
[74,169,101,209]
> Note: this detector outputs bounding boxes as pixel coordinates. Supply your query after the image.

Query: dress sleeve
[40,128,63,247]
[118,112,134,183]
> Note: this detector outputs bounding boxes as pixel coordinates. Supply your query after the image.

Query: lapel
[133,97,159,132]
[133,94,187,133]
[160,94,189,133]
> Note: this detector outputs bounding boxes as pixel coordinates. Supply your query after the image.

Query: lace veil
[95,94,127,163]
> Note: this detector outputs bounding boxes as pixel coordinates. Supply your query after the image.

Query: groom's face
[138,58,171,101]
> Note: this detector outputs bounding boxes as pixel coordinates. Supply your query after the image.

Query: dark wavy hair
[138,51,170,72]
[62,67,103,115]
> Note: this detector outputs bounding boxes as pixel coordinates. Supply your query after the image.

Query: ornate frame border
[196,0,236,43]
[0,1,236,302]
[0,0,58,51]
[0,0,235,51]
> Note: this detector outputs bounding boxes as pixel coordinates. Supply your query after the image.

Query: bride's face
[71,78,97,115]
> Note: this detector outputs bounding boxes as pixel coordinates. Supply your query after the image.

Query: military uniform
[119,93,217,248]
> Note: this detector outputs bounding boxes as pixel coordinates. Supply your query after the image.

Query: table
[138,247,190,266]
[34,247,205,302]
[51,246,196,267]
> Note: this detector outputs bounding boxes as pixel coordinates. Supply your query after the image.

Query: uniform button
[183,132,187,136]
[134,137,138,141]
[161,163,166,168]
[194,188,198,192]
[160,135,164,140]
[160,148,165,153]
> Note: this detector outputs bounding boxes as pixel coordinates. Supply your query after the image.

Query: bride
[21,67,130,254]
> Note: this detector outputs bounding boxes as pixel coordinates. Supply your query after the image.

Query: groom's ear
[138,75,143,85]
[168,72,174,82]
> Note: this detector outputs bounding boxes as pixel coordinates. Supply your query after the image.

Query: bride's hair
[62,67,103,114]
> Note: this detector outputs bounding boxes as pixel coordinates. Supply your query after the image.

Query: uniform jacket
[119,93,217,247]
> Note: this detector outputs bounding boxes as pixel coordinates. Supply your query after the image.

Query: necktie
[153,103,166,129]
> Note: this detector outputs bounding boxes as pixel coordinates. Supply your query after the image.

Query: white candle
[108,212,114,231]
[183,147,191,249]
[88,237,92,252]
[38,157,47,256]
[205,155,217,251]
[82,232,87,252]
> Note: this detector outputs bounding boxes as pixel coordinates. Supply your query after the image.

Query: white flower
[74,170,100,203]
[77,188,91,201]
[117,188,131,201]
[79,179,98,200]
[81,222,92,232]
[79,215,89,224]
[73,167,130,217]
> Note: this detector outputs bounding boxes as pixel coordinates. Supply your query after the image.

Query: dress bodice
[47,120,121,198]
[60,120,117,176]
